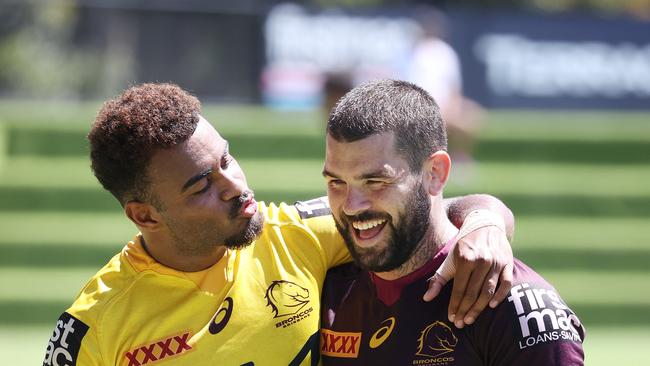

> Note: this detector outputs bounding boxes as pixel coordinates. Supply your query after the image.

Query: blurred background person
[406,9,485,182]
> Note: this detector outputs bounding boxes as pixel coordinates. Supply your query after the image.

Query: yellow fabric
[65,201,349,366]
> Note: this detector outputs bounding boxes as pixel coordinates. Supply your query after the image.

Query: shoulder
[44,250,138,366]
[471,258,585,364]
[260,197,334,228]
[66,251,137,323]
[258,197,340,252]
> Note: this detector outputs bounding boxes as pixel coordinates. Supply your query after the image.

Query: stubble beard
[334,183,431,273]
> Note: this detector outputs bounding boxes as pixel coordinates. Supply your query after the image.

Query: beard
[223,192,264,249]
[334,182,431,272]
[222,190,265,249]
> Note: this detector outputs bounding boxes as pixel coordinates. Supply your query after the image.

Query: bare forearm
[444,194,515,241]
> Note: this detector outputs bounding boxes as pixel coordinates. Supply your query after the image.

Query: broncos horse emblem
[264,280,310,318]
[416,321,458,358]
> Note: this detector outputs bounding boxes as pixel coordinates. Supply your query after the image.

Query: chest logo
[265,280,310,318]
[265,280,314,328]
[416,321,457,358]
[369,317,396,349]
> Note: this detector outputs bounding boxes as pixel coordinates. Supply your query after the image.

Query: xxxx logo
[124,332,192,366]
[320,329,361,358]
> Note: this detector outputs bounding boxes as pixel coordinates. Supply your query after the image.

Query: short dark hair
[88,83,201,206]
[327,79,447,171]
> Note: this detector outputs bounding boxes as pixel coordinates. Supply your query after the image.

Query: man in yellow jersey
[43,83,514,366]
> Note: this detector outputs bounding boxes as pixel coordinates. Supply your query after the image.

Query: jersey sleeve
[293,197,352,269]
[467,262,585,365]
[43,311,102,366]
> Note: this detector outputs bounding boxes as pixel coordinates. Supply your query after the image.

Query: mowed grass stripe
[2,239,648,271]
[2,267,648,304]
[485,110,650,141]
[0,101,323,135]
[1,299,646,326]
[539,271,650,306]
[1,214,648,251]
[3,102,650,140]
[516,248,650,272]
[6,126,650,165]
[9,325,648,366]
[0,212,134,245]
[0,268,98,302]
[1,185,648,216]
[4,241,647,271]
[3,157,649,198]
[583,326,650,366]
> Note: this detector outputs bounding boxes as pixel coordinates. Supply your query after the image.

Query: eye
[366,180,384,188]
[194,175,213,195]
[327,179,345,188]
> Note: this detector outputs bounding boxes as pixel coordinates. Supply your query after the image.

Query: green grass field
[1,100,649,365]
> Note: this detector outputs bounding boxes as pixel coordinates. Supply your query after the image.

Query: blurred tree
[0,0,100,98]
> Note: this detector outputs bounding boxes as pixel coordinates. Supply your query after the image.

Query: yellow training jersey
[43,198,350,366]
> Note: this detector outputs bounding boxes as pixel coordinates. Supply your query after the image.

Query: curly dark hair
[88,83,201,206]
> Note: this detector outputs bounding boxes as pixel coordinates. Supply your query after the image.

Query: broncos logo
[264,280,310,318]
[416,321,458,358]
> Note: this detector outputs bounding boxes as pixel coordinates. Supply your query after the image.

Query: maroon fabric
[370,242,452,307]
[321,257,585,365]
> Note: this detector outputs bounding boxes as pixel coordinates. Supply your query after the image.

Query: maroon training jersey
[320,244,585,365]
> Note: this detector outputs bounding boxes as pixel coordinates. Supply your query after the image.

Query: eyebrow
[180,142,230,193]
[359,168,395,180]
[322,167,396,181]
[322,168,338,179]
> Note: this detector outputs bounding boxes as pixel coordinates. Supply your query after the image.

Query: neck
[140,231,227,272]
[374,198,458,281]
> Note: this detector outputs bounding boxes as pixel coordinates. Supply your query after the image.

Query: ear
[423,150,451,196]
[124,201,163,232]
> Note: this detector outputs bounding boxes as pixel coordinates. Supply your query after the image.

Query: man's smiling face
[323,132,431,272]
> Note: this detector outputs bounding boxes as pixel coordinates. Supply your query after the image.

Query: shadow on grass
[515,248,650,272]
[8,128,650,164]
[2,187,649,217]
[3,244,649,272]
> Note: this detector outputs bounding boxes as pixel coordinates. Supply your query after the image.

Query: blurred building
[0,0,649,109]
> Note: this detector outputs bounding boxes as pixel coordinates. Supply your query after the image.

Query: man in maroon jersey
[319,79,585,365]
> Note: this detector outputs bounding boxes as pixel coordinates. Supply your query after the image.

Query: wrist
[458,209,506,239]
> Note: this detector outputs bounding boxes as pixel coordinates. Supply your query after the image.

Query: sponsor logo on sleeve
[295,197,331,219]
[43,312,89,366]
[265,280,314,328]
[507,283,583,350]
[124,332,193,366]
[209,297,234,335]
[320,329,361,358]
[412,321,457,365]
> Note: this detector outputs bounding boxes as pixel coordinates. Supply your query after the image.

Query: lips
[240,197,257,218]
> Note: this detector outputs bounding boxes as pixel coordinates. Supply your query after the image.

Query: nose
[342,187,370,217]
[218,170,246,201]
